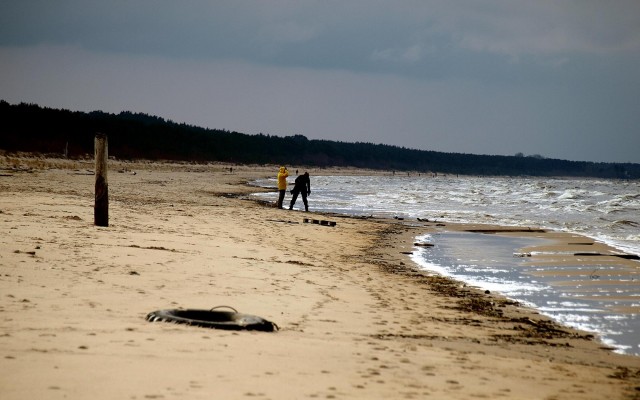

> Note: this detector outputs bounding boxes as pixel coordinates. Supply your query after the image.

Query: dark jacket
[293,173,310,194]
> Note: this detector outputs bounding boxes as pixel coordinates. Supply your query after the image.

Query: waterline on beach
[251,175,640,355]
[251,175,640,256]
[410,232,639,356]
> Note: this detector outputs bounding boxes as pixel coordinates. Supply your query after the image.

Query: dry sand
[1,156,639,399]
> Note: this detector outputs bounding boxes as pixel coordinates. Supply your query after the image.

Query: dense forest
[1,100,638,178]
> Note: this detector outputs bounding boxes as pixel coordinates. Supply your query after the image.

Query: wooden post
[94,133,108,227]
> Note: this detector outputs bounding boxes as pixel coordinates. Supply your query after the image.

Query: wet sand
[1,156,639,399]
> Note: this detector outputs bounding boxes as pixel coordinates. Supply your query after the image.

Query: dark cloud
[1,1,639,162]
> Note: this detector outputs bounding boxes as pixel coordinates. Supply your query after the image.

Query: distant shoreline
[3,99,639,178]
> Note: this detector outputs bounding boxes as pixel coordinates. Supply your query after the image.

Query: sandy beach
[1,156,639,399]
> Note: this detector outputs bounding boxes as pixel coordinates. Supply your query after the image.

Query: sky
[1,1,639,163]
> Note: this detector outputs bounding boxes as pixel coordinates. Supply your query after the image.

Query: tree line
[1,100,637,179]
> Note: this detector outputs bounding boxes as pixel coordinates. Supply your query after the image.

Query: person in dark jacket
[289,172,311,211]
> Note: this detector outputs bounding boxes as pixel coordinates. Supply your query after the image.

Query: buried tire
[146,306,278,332]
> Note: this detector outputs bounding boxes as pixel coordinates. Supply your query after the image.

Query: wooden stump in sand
[94,133,108,227]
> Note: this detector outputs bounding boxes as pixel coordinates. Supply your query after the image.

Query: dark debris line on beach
[378,258,596,345]
[369,224,598,349]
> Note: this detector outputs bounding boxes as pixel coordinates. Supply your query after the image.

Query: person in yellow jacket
[276,166,289,209]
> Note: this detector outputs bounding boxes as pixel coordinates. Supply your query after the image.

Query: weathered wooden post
[94,133,108,227]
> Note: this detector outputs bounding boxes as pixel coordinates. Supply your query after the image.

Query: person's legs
[289,190,299,209]
[277,190,285,208]
[301,191,308,211]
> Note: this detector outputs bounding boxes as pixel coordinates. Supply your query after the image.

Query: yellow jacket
[277,167,289,190]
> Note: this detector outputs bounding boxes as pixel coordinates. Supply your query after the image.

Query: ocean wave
[611,220,640,228]
[558,189,588,200]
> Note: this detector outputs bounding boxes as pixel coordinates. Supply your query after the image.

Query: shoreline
[250,172,640,261]
[1,158,639,399]
[406,227,639,355]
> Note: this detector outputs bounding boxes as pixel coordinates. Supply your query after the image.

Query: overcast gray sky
[1,1,639,163]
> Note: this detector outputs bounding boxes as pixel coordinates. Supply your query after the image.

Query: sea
[251,174,640,355]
